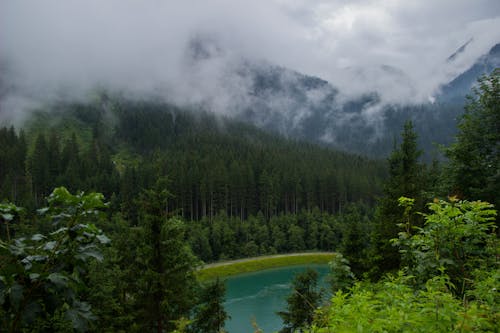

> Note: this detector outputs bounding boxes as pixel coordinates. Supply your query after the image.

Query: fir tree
[191,278,229,333]
[370,121,424,275]
[278,269,322,333]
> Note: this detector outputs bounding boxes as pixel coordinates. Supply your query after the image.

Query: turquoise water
[223,264,330,333]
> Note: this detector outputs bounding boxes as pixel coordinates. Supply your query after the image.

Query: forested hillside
[0,97,386,263]
[1,1,499,331]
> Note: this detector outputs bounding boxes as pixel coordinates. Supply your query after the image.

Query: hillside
[211,43,500,159]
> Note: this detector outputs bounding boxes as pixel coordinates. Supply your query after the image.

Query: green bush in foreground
[0,188,109,332]
[310,198,499,332]
[312,270,498,333]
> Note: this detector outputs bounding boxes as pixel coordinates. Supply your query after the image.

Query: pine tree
[134,185,199,333]
[191,278,229,333]
[278,269,322,333]
[29,133,50,204]
[60,133,82,192]
[371,121,423,275]
[446,69,500,211]
[47,130,61,186]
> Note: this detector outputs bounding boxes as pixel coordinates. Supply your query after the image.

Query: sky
[1,0,499,122]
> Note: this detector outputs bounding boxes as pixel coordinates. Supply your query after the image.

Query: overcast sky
[1,0,499,120]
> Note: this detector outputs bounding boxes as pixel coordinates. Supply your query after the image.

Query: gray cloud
[1,0,499,123]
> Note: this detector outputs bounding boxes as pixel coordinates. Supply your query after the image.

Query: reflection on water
[223,264,330,333]
[225,283,291,306]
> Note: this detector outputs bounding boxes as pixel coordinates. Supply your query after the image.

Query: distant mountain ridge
[218,42,500,159]
[2,37,498,160]
[439,43,500,103]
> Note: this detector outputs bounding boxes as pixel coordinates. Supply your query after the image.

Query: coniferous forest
[1,70,499,332]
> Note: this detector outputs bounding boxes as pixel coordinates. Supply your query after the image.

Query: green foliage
[1,97,386,219]
[279,269,322,333]
[312,197,499,332]
[187,209,343,263]
[446,68,500,210]
[0,127,28,205]
[132,186,200,332]
[312,269,499,333]
[336,204,372,275]
[394,197,498,295]
[0,187,109,332]
[328,253,355,293]
[0,202,24,242]
[370,121,425,275]
[191,278,229,333]
[312,272,466,333]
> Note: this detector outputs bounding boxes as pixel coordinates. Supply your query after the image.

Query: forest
[0,70,499,332]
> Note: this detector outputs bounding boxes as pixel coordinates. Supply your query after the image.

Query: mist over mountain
[183,40,499,158]
[0,0,499,158]
[439,42,500,103]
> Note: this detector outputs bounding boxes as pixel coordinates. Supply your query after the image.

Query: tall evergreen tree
[278,269,322,333]
[134,185,199,333]
[446,69,500,211]
[47,130,61,186]
[29,133,50,204]
[191,278,229,333]
[60,133,82,192]
[370,121,424,275]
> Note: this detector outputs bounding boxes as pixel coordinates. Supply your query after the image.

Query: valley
[1,1,499,331]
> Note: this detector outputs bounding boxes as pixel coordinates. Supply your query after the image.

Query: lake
[223,264,330,333]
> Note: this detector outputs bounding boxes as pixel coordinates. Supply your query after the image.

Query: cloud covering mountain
[1,0,499,123]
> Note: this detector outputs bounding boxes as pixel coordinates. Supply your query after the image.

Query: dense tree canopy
[370,120,426,276]
[446,69,500,211]
[278,269,322,333]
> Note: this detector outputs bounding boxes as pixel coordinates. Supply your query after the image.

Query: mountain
[3,37,497,160]
[438,43,500,103]
[12,98,386,218]
[446,38,474,62]
[203,42,500,159]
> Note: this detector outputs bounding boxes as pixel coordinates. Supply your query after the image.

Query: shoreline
[196,252,335,281]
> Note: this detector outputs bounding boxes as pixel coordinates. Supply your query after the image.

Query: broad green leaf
[75,248,103,262]
[51,227,68,235]
[82,192,105,210]
[36,207,49,215]
[1,213,14,221]
[48,272,69,288]
[24,254,48,263]
[29,273,40,281]
[48,187,73,204]
[21,255,48,270]
[43,241,57,251]
[31,234,46,241]
[96,234,111,244]
[64,301,96,332]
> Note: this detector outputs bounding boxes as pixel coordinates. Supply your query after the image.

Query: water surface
[224,264,330,333]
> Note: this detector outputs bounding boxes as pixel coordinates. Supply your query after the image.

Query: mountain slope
[439,43,500,103]
[218,43,500,159]
[12,97,386,218]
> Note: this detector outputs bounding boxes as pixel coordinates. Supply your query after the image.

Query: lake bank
[196,252,335,281]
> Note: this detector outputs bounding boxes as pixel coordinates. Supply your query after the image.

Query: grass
[196,252,335,282]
